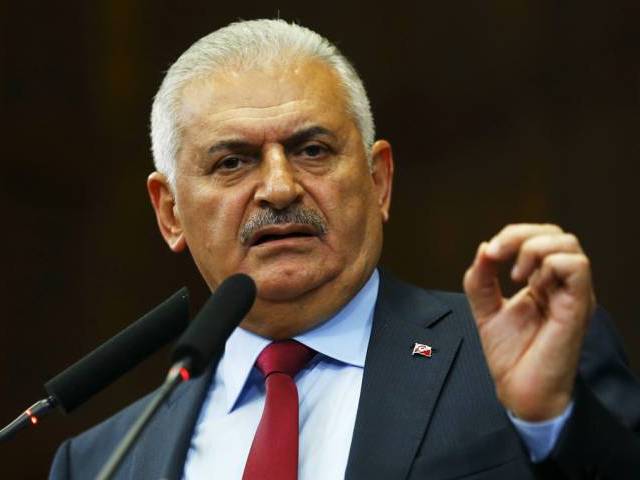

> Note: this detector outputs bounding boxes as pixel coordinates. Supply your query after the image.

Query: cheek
[308,173,374,245]
[179,185,250,250]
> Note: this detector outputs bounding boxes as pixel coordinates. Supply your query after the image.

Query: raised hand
[463,224,596,421]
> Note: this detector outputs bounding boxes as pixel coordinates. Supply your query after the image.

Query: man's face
[149,58,393,336]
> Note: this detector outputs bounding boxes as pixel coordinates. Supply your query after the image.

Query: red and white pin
[412,343,433,358]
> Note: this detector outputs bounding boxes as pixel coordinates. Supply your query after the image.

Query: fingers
[465,223,593,320]
[484,224,585,281]
[528,252,593,304]
[485,224,562,262]
[463,242,504,322]
[511,233,582,282]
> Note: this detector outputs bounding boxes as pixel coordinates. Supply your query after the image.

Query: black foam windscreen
[44,287,190,413]
[172,274,256,377]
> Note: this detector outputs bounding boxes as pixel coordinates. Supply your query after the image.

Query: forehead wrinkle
[180,111,305,154]
[212,108,309,125]
[180,100,305,130]
[207,125,338,156]
[212,120,318,148]
[201,111,327,146]
[182,98,314,135]
[220,99,303,112]
[205,95,318,118]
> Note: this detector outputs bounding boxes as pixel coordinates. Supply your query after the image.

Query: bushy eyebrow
[207,125,337,156]
[282,126,336,150]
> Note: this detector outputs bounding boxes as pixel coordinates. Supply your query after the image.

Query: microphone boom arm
[0,396,57,443]
[96,359,191,480]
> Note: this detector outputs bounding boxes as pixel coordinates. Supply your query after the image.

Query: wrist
[508,401,575,462]
[503,391,573,422]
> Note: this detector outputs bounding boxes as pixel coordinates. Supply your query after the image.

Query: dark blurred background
[2,1,639,477]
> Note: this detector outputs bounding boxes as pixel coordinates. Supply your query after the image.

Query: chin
[251,265,339,302]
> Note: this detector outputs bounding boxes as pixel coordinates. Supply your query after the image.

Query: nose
[254,144,303,210]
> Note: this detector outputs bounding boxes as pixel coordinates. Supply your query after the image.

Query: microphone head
[172,273,256,377]
[44,287,190,413]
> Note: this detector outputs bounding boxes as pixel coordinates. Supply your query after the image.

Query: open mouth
[253,231,316,246]
[248,224,320,247]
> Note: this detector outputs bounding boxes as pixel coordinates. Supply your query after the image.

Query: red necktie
[242,340,316,480]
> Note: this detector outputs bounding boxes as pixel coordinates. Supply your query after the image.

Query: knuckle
[520,239,537,256]
[522,234,550,254]
[504,223,527,235]
[563,233,579,246]
[498,224,515,237]
[576,254,591,269]
[543,223,563,232]
[463,268,475,289]
[541,254,557,269]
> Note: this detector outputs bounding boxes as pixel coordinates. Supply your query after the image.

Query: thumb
[463,242,503,323]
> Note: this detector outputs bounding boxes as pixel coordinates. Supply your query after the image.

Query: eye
[216,156,245,171]
[299,144,328,158]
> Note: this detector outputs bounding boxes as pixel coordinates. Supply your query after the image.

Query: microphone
[97,273,256,480]
[172,273,257,377]
[0,287,190,443]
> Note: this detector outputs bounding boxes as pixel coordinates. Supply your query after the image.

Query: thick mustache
[239,206,328,245]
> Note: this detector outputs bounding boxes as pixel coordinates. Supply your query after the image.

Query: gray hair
[150,19,375,187]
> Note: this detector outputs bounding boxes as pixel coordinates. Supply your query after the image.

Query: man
[50,19,640,479]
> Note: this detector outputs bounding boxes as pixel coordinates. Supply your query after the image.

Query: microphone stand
[96,359,191,480]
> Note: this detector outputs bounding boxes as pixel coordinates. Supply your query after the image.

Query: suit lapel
[128,367,213,480]
[345,274,462,480]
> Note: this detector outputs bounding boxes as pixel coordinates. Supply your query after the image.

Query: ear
[147,172,187,252]
[370,140,394,223]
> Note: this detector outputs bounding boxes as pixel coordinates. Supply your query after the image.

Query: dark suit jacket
[50,273,640,479]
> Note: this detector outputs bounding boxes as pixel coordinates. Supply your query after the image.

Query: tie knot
[255,340,315,378]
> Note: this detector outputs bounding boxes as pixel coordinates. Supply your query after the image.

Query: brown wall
[2,2,639,477]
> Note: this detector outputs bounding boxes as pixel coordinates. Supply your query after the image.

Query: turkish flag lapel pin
[412,343,433,358]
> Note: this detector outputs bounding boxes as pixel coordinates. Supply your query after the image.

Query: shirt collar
[218,269,379,413]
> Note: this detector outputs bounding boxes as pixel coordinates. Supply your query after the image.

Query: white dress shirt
[182,270,569,478]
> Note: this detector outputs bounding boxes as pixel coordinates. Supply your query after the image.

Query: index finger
[485,223,563,261]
